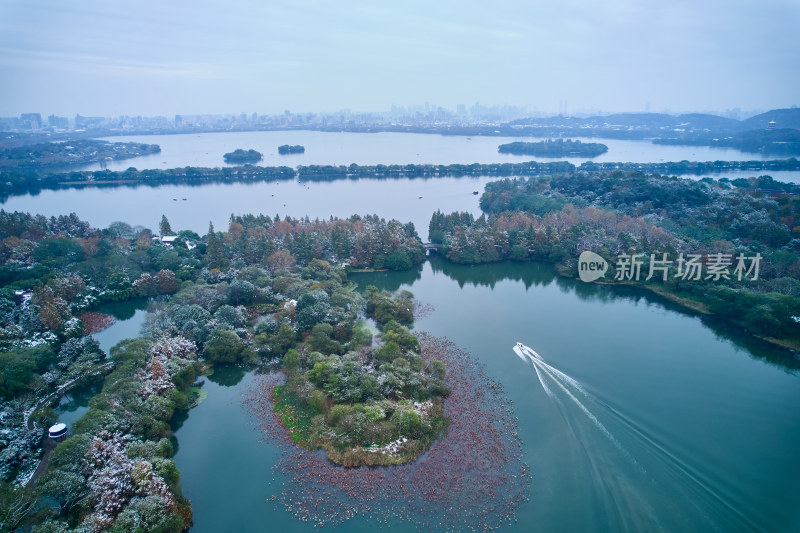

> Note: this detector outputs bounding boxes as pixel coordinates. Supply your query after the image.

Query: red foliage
[79,312,116,334]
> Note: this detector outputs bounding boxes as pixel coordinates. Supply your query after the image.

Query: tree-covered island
[272,286,449,466]
[222,148,263,164]
[277,144,305,155]
[498,139,608,157]
[3,159,799,201]
[0,140,160,171]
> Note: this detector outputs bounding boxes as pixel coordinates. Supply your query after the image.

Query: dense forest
[278,145,305,155]
[0,209,432,531]
[498,139,608,157]
[429,170,800,345]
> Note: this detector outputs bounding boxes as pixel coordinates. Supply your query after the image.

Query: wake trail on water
[511,342,758,532]
[531,360,554,398]
[513,344,644,470]
[513,343,636,531]
[589,392,761,532]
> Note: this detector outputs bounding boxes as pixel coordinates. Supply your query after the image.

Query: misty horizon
[1,1,798,118]
[4,103,795,123]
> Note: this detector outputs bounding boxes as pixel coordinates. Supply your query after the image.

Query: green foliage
[277,145,305,155]
[385,249,412,270]
[223,148,263,164]
[295,289,331,331]
[308,389,328,413]
[364,288,414,326]
[111,495,184,533]
[0,350,36,398]
[0,482,40,532]
[283,348,300,369]
[203,329,255,363]
[307,323,342,354]
[159,215,173,237]
[498,139,608,157]
[393,408,422,437]
[32,237,84,266]
[227,279,256,305]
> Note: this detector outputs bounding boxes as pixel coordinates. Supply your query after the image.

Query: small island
[278,144,305,155]
[272,287,450,467]
[498,139,608,157]
[223,148,263,164]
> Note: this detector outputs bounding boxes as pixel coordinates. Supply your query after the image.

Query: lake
[10,130,800,531]
[88,130,795,170]
[4,131,799,239]
[173,257,800,532]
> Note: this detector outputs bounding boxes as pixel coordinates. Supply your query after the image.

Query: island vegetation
[654,128,800,156]
[246,333,528,530]
[0,207,433,530]
[430,170,800,347]
[3,159,799,201]
[0,140,160,171]
[3,152,800,529]
[278,144,305,155]
[271,286,449,467]
[498,139,608,157]
[222,148,263,164]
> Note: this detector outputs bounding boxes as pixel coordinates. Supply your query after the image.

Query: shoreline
[243,333,530,529]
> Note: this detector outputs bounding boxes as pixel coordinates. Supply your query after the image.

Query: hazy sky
[1,0,798,117]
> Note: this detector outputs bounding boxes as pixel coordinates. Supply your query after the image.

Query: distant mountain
[654,127,800,155]
[509,109,800,134]
[589,113,677,128]
[741,108,800,130]
[675,113,743,132]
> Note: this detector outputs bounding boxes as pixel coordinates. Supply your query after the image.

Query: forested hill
[429,170,800,347]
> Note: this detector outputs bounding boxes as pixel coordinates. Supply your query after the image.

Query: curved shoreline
[244,333,530,529]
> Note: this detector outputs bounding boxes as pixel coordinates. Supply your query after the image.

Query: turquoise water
[13,130,798,531]
[55,299,149,428]
[173,258,800,532]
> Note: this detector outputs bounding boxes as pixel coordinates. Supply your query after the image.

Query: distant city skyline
[3,102,792,124]
[1,0,798,118]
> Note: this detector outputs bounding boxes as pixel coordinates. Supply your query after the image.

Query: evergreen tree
[159,215,174,236]
[205,221,226,268]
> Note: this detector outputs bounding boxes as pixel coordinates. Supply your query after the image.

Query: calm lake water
[89,130,794,170]
[172,258,800,533]
[4,131,799,238]
[2,176,493,240]
[56,299,149,428]
[13,131,800,531]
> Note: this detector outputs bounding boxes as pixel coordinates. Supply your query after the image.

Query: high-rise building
[20,113,42,130]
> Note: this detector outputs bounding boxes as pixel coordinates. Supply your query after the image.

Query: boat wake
[511,342,760,532]
[514,342,633,464]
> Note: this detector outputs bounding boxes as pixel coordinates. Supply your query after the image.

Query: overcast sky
[1,0,798,117]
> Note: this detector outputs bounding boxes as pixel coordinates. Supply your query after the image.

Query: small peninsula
[0,139,160,170]
[498,139,608,157]
[223,148,263,164]
[278,144,305,154]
